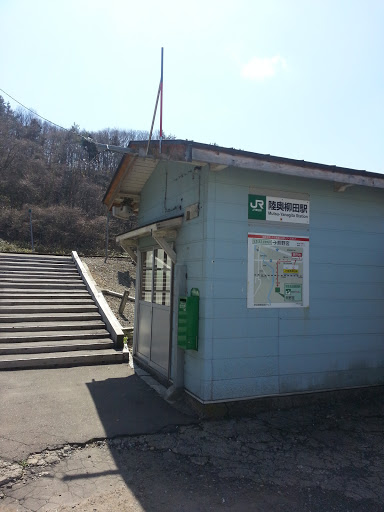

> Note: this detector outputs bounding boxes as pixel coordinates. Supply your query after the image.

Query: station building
[103,140,384,404]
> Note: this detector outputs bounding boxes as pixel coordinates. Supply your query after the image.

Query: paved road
[0,383,383,511]
[0,364,195,461]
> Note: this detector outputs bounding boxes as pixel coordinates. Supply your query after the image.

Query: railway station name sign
[248,194,310,224]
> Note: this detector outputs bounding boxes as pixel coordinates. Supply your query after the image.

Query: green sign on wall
[248,194,266,220]
[248,194,310,224]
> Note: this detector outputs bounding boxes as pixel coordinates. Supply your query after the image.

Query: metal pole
[28,209,34,252]
[146,82,162,156]
[159,47,164,153]
[105,210,110,262]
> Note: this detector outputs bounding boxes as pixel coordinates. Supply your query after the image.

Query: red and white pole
[159,47,164,153]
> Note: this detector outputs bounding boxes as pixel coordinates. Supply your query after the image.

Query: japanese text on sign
[247,233,309,308]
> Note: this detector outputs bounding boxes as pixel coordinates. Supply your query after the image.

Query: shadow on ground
[85,374,194,438]
[75,380,384,512]
[0,365,194,461]
[1,369,383,511]
[118,270,135,288]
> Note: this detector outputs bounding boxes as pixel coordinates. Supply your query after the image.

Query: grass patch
[0,239,33,253]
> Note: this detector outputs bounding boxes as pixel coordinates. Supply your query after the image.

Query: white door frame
[134,246,174,379]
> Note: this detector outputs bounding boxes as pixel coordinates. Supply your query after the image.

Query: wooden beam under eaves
[152,233,177,264]
[120,240,137,264]
[334,183,354,192]
[209,163,228,172]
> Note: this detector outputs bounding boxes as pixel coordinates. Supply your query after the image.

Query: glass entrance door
[137,248,172,377]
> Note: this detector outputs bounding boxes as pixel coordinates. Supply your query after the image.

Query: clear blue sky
[1,0,383,173]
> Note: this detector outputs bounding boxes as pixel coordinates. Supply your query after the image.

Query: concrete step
[0,282,87,290]
[0,304,98,314]
[0,312,101,323]
[0,298,94,306]
[0,268,80,276]
[0,290,91,298]
[0,338,114,355]
[0,328,111,343]
[0,252,124,370]
[0,257,76,266]
[0,257,76,264]
[0,276,82,283]
[0,349,124,369]
[0,252,73,261]
[0,260,75,267]
[0,265,76,273]
[0,253,73,265]
[0,320,106,333]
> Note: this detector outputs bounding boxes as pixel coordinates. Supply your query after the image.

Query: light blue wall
[204,167,384,401]
[137,161,211,397]
[137,160,384,402]
[171,164,215,399]
[138,160,201,225]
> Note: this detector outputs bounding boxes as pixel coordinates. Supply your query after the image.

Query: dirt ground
[1,389,383,511]
[82,256,136,329]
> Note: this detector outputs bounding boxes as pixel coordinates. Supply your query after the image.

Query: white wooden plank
[192,148,384,189]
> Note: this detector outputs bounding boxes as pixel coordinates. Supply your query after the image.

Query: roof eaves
[104,141,384,205]
[122,139,384,181]
[102,153,131,207]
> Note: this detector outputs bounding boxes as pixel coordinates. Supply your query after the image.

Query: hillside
[0,95,169,255]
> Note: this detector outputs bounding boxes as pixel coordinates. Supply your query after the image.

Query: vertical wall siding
[137,161,212,399]
[137,160,384,402]
[138,160,199,225]
[209,167,384,401]
[176,165,215,400]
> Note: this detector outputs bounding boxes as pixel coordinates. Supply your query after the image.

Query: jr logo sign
[250,199,264,210]
[248,194,266,220]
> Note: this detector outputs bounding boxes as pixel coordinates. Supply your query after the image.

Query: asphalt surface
[0,364,195,461]
[0,386,383,511]
[0,365,383,511]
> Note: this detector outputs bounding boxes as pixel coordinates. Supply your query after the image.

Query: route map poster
[247,233,309,308]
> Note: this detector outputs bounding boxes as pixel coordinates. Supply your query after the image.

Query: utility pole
[105,210,110,262]
[28,209,34,252]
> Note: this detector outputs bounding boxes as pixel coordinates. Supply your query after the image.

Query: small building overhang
[103,140,384,216]
[116,216,183,264]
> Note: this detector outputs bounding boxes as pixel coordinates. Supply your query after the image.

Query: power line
[0,87,75,133]
[0,87,134,156]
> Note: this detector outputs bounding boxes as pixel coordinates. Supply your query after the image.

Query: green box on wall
[177,288,199,350]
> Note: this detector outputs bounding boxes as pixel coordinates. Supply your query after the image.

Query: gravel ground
[81,256,136,330]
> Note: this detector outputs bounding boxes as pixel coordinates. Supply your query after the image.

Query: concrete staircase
[0,253,124,369]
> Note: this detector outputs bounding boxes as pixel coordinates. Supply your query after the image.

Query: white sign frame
[247,233,310,308]
[248,194,310,224]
